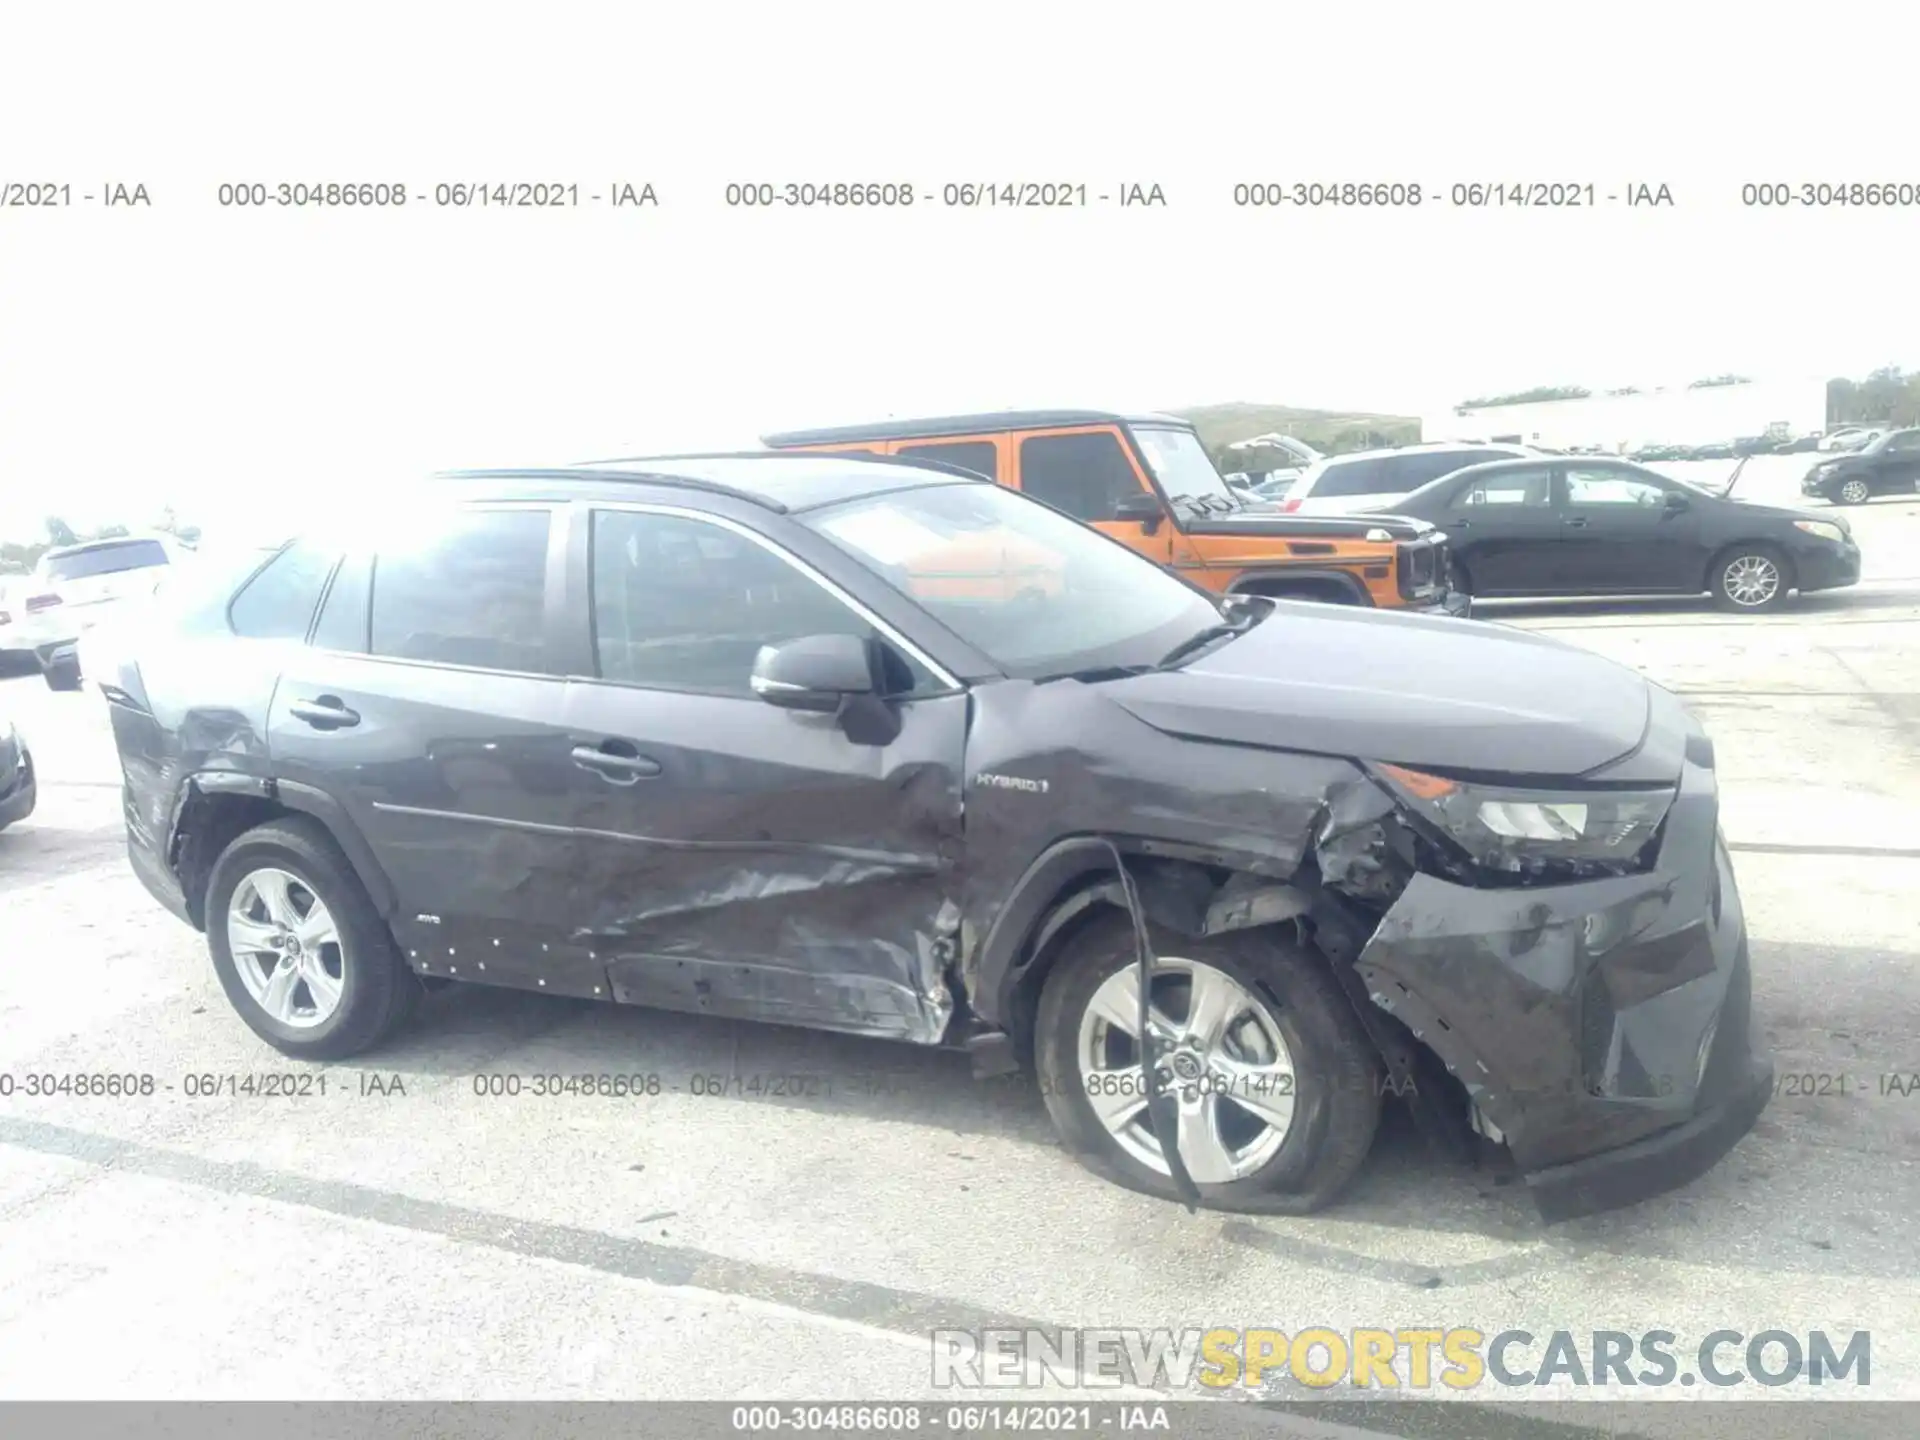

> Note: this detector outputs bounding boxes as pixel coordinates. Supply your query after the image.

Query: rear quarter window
[227,540,340,640]
[41,539,171,581]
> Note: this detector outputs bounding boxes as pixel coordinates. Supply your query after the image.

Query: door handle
[1562,516,1590,529]
[571,743,662,783]
[288,697,360,729]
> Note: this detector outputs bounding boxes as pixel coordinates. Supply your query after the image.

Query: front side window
[1018,431,1146,521]
[590,509,933,696]
[227,539,339,640]
[805,480,1221,679]
[369,508,556,673]
[1564,468,1667,507]
[1883,430,1920,453]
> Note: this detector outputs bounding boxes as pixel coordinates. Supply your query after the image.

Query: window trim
[572,500,965,699]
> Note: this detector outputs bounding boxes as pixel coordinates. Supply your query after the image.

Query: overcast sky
[4,1,1916,542]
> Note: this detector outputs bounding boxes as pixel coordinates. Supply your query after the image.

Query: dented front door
[561,682,969,1041]
[560,503,969,1042]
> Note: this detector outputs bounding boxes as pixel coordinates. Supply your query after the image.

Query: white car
[1278,442,1538,515]
[11,534,192,681]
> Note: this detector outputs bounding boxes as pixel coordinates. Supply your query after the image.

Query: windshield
[40,539,170,582]
[1129,426,1243,513]
[803,481,1223,679]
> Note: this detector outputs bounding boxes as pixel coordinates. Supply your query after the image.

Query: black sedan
[1384,457,1861,612]
[1800,426,1920,506]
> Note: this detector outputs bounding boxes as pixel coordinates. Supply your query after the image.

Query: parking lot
[1,495,1916,1431]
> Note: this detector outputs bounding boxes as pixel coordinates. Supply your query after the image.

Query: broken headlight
[1374,763,1672,878]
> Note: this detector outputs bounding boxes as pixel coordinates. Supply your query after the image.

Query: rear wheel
[1034,914,1381,1213]
[1711,544,1791,613]
[205,817,421,1059]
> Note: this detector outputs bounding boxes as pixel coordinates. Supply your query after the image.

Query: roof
[1315,440,1535,465]
[436,452,982,516]
[43,532,175,557]
[761,409,1194,447]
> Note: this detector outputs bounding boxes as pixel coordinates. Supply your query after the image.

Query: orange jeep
[762,410,1466,614]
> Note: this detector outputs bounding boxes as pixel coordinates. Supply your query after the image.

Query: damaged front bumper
[1348,744,1769,1220]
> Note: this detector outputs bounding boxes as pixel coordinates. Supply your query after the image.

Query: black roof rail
[430,465,787,512]
[571,449,997,485]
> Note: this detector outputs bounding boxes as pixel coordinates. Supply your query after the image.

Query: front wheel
[205,817,422,1060]
[1034,914,1381,1213]
[1711,545,1791,613]
[1835,478,1871,506]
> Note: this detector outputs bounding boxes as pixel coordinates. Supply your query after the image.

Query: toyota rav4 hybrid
[93,455,1771,1220]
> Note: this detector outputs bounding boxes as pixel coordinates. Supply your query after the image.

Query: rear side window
[41,539,169,581]
[1318,450,1507,497]
[1309,457,1392,498]
[227,540,338,640]
[369,509,556,674]
[896,440,998,480]
[1018,431,1143,521]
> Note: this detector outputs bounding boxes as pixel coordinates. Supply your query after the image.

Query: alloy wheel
[1721,554,1781,608]
[1839,479,1870,504]
[227,866,346,1028]
[1075,958,1296,1183]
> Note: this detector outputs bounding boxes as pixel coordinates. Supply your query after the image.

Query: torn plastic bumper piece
[1343,747,1770,1218]
[1524,1054,1774,1222]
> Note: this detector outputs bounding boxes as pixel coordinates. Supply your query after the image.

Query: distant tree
[1687,374,1751,389]
[1826,365,1920,427]
[45,516,79,546]
[1606,386,1642,397]
[1455,385,1591,412]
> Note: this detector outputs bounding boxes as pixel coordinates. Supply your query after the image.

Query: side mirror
[1112,493,1165,533]
[1664,491,1690,512]
[751,634,905,747]
[750,633,876,712]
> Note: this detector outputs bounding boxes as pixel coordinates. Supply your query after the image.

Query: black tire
[204,817,421,1060]
[1710,543,1792,613]
[1034,912,1381,1213]
[1833,478,1871,506]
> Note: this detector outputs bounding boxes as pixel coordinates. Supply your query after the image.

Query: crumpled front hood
[1102,603,1659,779]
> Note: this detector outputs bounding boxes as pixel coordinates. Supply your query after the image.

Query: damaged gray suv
[96,454,1772,1220]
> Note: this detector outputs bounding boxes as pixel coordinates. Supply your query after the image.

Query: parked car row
[74,447,1772,1224]
[0,532,192,687]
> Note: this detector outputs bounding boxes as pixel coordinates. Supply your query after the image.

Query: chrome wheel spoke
[1181,965,1246,1048]
[1213,1055,1297,1133]
[1086,969,1180,1044]
[228,914,280,956]
[1082,1068,1150,1136]
[301,957,343,1016]
[295,899,339,951]
[260,956,303,1021]
[1174,1089,1238,1184]
[251,870,300,928]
